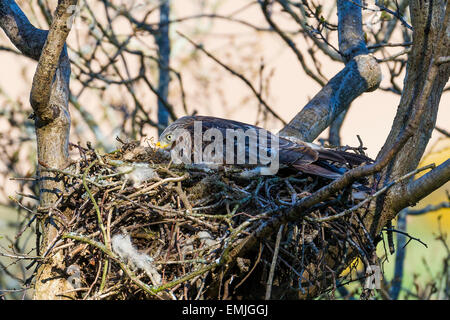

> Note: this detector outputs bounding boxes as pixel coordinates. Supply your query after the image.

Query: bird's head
[156,127,176,149]
[156,116,196,149]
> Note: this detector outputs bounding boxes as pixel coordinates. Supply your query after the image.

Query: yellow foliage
[412,137,450,230]
[340,138,450,278]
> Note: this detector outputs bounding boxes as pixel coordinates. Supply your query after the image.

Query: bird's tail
[292,162,343,180]
[292,160,372,192]
[318,149,373,166]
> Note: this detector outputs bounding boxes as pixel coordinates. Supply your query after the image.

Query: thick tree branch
[30,0,77,122]
[224,0,449,300]
[377,0,450,215]
[337,0,368,62]
[279,0,381,142]
[0,0,78,299]
[156,0,171,134]
[399,159,450,210]
[0,0,48,60]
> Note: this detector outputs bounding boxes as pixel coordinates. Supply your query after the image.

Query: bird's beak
[156,141,169,149]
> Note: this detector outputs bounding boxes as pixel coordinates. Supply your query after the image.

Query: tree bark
[278,0,381,142]
[228,0,449,299]
[0,0,77,299]
[288,0,450,298]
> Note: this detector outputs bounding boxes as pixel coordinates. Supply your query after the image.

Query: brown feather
[291,163,342,179]
[160,115,373,179]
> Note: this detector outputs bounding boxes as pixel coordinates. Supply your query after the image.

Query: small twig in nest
[265,224,284,300]
[307,163,435,223]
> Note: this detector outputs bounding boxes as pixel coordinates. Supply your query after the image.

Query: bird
[156,115,372,179]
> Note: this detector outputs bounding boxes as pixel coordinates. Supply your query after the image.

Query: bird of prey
[156,115,372,179]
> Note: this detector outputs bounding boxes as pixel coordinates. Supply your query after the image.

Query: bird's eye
[166,134,172,141]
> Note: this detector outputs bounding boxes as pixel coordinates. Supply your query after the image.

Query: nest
[41,141,373,300]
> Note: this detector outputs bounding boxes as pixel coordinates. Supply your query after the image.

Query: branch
[30,0,77,122]
[279,54,380,142]
[307,164,434,223]
[337,0,369,62]
[265,224,284,300]
[277,0,343,62]
[404,201,450,216]
[400,159,450,209]
[390,210,407,300]
[435,126,450,137]
[177,31,286,124]
[223,33,445,292]
[347,0,412,31]
[0,0,48,60]
[377,0,450,213]
[380,0,410,45]
[279,0,381,142]
[260,0,327,87]
[1,0,78,299]
[328,108,347,146]
[156,0,171,134]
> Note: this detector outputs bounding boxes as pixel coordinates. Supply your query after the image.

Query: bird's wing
[291,163,343,179]
[172,116,372,172]
[322,149,373,166]
[278,137,319,166]
[281,136,373,166]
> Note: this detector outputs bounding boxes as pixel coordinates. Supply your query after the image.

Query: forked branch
[278,0,381,142]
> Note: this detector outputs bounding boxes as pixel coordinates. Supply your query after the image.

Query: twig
[176,30,286,125]
[435,126,450,137]
[346,0,412,30]
[382,228,428,248]
[82,160,109,292]
[62,232,162,299]
[404,202,450,216]
[308,163,435,223]
[390,209,407,299]
[265,224,284,300]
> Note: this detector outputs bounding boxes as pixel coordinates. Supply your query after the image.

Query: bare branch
[30,0,77,122]
[279,54,380,142]
[405,201,450,216]
[328,108,347,146]
[379,0,450,212]
[307,164,434,223]
[265,224,284,300]
[390,209,407,300]
[177,31,286,125]
[400,159,450,210]
[337,0,369,62]
[156,0,171,134]
[277,0,343,62]
[1,0,79,300]
[260,0,327,87]
[435,126,450,137]
[0,0,48,60]
[347,0,412,30]
[279,0,381,142]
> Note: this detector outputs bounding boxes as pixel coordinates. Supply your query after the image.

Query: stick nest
[44,141,373,300]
